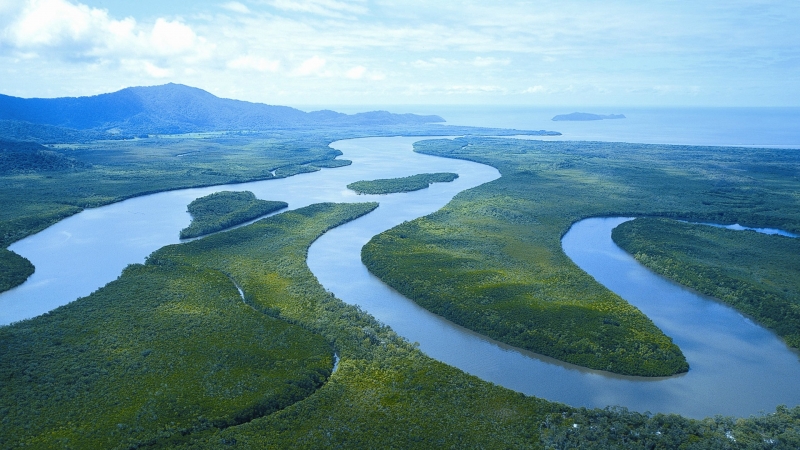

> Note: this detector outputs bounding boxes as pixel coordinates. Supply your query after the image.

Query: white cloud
[0,0,21,15]
[410,57,510,70]
[144,61,171,78]
[267,0,367,18]
[653,85,701,95]
[2,0,800,105]
[5,0,120,47]
[221,2,250,14]
[227,55,280,72]
[473,57,510,67]
[446,85,505,94]
[410,58,454,69]
[408,84,506,96]
[149,19,201,56]
[294,55,325,76]
[1,0,210,62]
[346,65,365,79]
[522,85,546,94]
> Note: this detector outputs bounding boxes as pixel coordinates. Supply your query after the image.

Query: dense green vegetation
[2,201,799,448]
[4,114,799,445]
[0,255,333,448]
[0,124,558,297]
[347,172,459,194]
[0,120,136,144]
[0,132,344,249]
[0,248,34,292]
[538,404,800,449]
[0,125,550,251]
[363,137,800,376]
[1,139,91,174]
[180,191,287,239]
[613,217,800,349]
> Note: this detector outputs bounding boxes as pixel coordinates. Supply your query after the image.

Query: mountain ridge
[0,83,445,134]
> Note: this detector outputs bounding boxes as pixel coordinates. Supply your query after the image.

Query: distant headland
[552,112,626,121]
[0,83,446,135]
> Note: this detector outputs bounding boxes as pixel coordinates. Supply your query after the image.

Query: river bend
[3,136,800,418]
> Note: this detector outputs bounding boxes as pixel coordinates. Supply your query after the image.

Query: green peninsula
[0,248,34,292]
[363,137,800,376]
[347,172,458,195]
[613,217,800,349]
[180,191,287,239]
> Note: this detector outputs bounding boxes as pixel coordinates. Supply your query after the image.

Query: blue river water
[2,107,799,419]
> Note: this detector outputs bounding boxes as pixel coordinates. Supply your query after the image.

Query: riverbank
[613,217,800,349]
[4,198,798,447]
[5,135,800,419]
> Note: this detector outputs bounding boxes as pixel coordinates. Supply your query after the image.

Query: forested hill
[0,83,445,134]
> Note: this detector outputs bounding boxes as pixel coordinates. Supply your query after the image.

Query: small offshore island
[552,112,626,121]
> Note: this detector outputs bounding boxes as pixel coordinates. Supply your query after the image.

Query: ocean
[303,105,800,149]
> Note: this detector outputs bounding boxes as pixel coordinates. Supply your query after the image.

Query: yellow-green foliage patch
[613,217,800,349]
[363,137,800,376]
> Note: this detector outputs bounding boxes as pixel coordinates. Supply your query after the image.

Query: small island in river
[552,112,626,121]
[180,190,287,239]
[347,172,458,195]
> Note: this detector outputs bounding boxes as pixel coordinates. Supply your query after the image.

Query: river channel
[3,136,800,419]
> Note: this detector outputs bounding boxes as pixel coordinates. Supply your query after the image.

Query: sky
[0,0,799,107]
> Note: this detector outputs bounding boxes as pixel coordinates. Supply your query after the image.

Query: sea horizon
[296,105,800,149]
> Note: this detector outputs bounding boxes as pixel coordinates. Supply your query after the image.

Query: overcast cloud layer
[1,0,798,106]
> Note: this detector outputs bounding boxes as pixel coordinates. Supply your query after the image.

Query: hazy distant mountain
[0,84,445,134]
[552,112,626,121]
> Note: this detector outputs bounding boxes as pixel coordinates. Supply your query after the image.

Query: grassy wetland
[363,137,800,377]
[613,217,800,349]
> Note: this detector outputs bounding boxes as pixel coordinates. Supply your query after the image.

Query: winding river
[3,136,800,419]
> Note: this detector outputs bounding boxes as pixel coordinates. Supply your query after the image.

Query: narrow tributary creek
[3,136,800,418]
